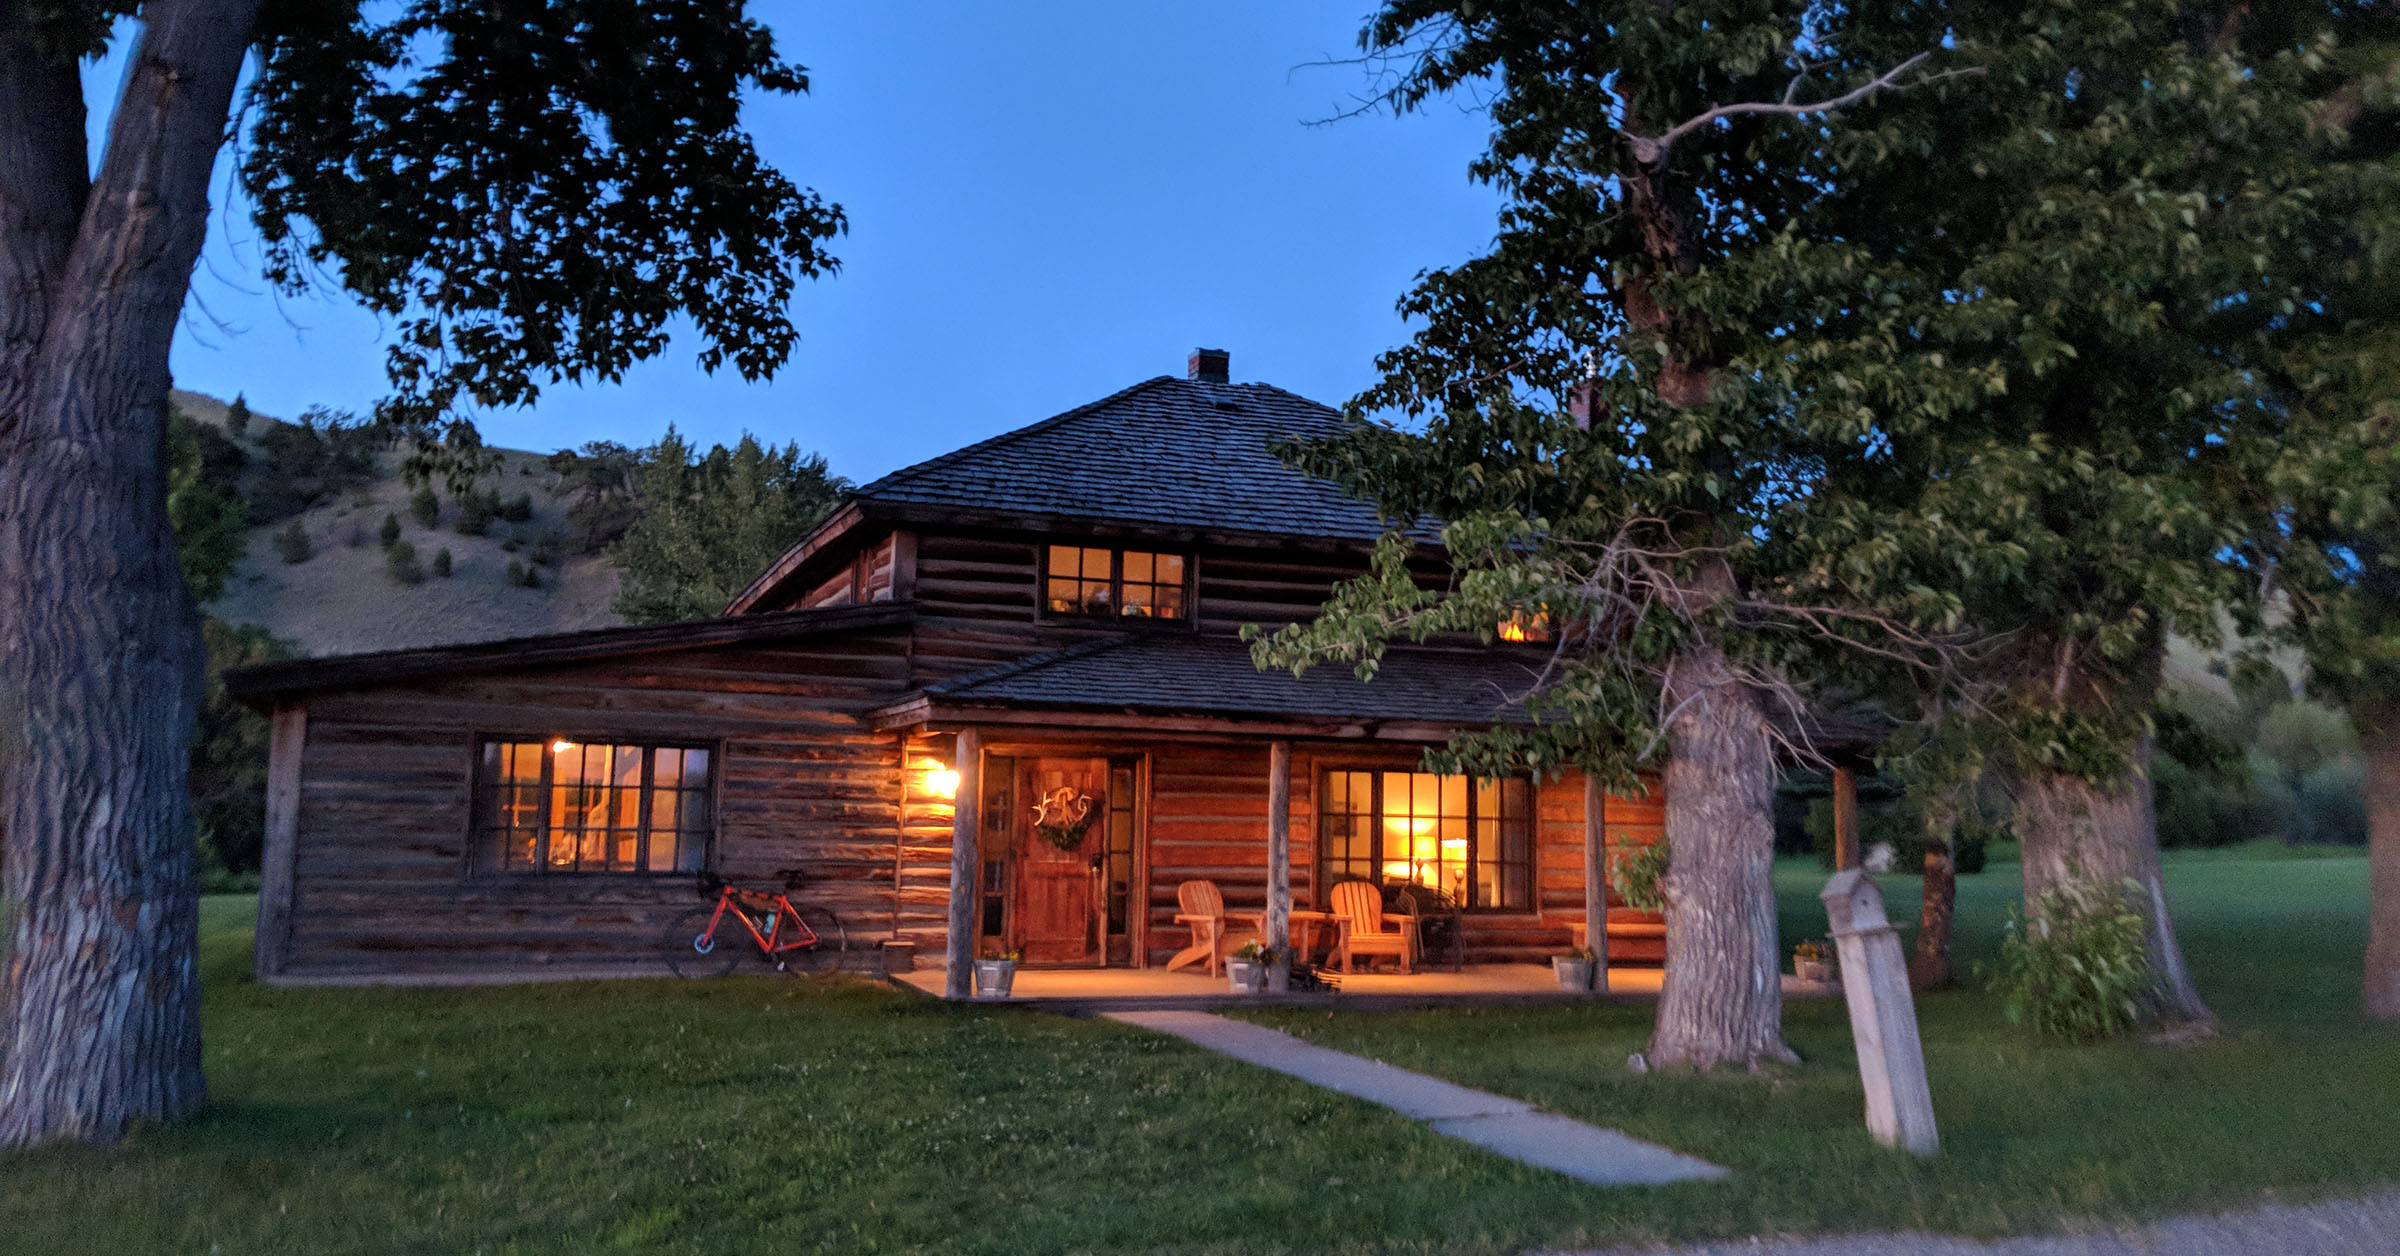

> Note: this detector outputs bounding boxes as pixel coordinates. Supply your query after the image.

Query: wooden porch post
[1583,770,1609,993]
[1266,740,1292,993]
[1833,763,1861,871]
[942,727,983,1000]
[253,701,308,980]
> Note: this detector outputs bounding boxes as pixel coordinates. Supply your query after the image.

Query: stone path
[1543,1188,2400,1256]
[1102,1009,1725,1188]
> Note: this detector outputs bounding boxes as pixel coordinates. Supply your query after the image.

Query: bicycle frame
[698,886,821,958]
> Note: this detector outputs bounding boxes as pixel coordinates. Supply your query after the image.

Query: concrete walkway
[1103,1009,1725,1188]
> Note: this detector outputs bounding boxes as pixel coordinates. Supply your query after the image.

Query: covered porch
[891,961,1674,1010]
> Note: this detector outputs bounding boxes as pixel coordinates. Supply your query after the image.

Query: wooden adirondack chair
[1329,880,1415,974]
[1167,879,1259,977]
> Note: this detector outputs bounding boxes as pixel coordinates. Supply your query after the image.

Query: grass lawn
[0,850,2390,1254]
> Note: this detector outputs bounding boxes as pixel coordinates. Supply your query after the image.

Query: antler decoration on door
[1031,786,1098,851]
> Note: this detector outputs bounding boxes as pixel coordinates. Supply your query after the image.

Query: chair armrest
[1172,914,1214,925]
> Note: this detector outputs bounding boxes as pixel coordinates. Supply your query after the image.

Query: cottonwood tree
[0,0,841,1147]
[1259,0,1981,1072]
[1756,0,2400,1029]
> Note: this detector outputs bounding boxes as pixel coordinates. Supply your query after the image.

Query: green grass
[0,856,2392,1255]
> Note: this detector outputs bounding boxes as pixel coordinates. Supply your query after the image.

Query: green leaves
[609,428,848,625]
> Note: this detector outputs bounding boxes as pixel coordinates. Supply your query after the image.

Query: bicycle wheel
[663,907,741,978]
[781,907,848,974]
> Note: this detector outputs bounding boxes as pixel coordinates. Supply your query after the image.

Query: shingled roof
[853,376,1406,542]
[876,633,1551,729]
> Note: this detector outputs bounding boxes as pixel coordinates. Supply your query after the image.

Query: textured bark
[1909,838,1955,990]
[0,1,262,1147]
[2363,719,2400,1021]
[2016,740,2214,1027]
[1647,643,1795,1070]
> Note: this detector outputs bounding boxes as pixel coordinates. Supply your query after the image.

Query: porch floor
[892,962,1830,1011]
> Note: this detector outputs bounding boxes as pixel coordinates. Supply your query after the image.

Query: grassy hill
[176,389,627,658]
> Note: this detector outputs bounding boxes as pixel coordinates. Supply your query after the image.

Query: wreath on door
[1031,786,1098,851]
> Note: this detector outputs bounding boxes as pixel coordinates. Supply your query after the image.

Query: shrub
[409,484,440,528]
[2292,759,2368,845]
[432,547,453,578]
[224,392,252,438]
[500,492,534,523]
[273,519,311,564]
[530,533,561,567]
[384,540,424,586]
[505,559,525,586]
[378,512,402,548]
[1986,877,2151,1041]
[455,489,496,536]
[519,562,542,590]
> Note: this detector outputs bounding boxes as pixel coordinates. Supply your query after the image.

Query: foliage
[407,484,439,528]
[499,492,534,525]
[431,547,452,579]
[165,409,248,604]
[189,620,294,883]
[610,428,849,624]
[223,393,252,438]
[245,406,382,524]
[2153,683,2368,847]
[377,513,402,548]
[1987,878,2153,1041]
[1608,839,1670,914]
[242,0,845,482]
[382,541,423,586]
[1804,794,1991,874]
[453,487,497,536]
[547,441,644,552]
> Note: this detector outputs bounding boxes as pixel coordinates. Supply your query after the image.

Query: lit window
[1319,770,1532,910]
[1498,608,1553,643]
[1044,545,1187,620]
[475,738,713,874]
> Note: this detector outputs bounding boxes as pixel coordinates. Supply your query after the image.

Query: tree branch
[1620,52,1980,165]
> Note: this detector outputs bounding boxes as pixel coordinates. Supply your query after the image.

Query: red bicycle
[664,868,847,977]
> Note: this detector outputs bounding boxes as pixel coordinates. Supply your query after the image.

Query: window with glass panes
[1043,544,1187,620]
[474,738,713,874]
[1317,769,1532,910]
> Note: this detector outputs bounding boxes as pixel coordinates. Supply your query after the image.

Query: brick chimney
[1187,347,1230,384]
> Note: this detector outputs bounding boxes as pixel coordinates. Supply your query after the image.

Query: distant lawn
[0,853,2390,1255]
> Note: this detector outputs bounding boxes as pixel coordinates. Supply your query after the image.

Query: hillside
[178,389,627,658]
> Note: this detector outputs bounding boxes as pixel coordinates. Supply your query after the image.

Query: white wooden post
[1582,771,1609,993]
[1821,869,1939,1155]
[942,727,983,1000]
[1266,740,1292,993]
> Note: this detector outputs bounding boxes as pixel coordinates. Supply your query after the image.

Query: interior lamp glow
[550,739,574,753]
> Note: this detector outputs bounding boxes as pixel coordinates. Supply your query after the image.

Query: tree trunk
[2363,718,2400,1021]
[0,1,261,1147]
[2016,739,2214,1028]
[1909,837,1954,990]
[1647,643,1795,1070]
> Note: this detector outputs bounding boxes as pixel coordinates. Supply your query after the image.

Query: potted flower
[973,943,1020,1000]
[1552,946,1596,992]
[1794,939,1836,984]
[1225,940,1273,994]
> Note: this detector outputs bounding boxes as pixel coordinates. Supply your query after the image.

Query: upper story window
[474,738,714,875]
[1044,545,1188,620]
[1498,608,1553,643]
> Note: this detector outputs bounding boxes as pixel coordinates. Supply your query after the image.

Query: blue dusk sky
[110,6,1503,485]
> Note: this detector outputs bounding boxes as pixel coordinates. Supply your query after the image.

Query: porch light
[927,766,961,800]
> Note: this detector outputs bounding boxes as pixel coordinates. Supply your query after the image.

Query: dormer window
[1498,608,1553,643]
[1045,545,1188,620]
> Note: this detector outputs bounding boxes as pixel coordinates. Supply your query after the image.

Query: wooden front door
[1010,757,1107,965]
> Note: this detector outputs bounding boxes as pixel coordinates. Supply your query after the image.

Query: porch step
[1104,1010,1727,1188]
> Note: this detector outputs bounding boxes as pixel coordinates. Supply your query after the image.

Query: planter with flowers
[973,943,1021,1000]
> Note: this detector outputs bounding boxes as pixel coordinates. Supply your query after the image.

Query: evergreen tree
[273,520,312,565]
[611,428,849,625]
[432,547,453,578]
[165,410,247,604]
[408,484,440,528]
[378,512,402,549]
[223,392,252,439]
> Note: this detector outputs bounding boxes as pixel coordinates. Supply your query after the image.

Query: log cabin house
[227,350,1673,990]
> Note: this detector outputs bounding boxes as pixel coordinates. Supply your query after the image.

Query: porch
[889,962,1837,1011]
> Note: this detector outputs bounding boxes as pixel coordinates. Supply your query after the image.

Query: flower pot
[1226,958,1266,994]
[972,959,1016,1000]
[1553,956,1595,992]
[1795,958,1836,984]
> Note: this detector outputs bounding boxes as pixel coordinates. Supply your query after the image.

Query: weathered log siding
[281,631,913,977]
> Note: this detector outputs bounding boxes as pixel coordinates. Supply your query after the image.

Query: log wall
[279,629,915,977]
